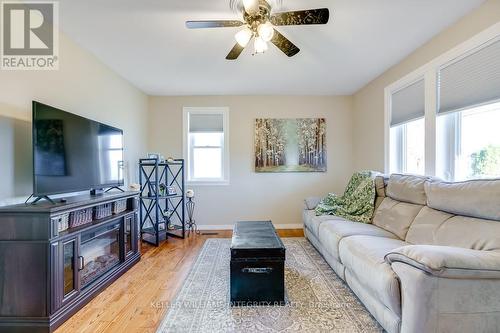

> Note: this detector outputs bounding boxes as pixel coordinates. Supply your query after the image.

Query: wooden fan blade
[271,29,300,57]
[226,43,246,60]
[186,20,243,29]
[270,8,330,26]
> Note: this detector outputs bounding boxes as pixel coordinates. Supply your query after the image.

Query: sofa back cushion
[406,206,500,251]
[372,174,426,239]
[425,179,500,221]
[386,174,428,205]
[374,175,389,211]
[373,197,424,239]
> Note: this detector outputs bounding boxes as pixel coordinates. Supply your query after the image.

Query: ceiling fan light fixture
[257,22,274,42]
[235,27,253,47]
[242,0,259,14]
[254,36,268,54]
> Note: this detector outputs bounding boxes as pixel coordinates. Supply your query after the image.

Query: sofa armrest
[304,197,322,210]
[385,245,500,279]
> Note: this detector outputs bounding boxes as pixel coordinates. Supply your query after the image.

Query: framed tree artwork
[254,118,327,172]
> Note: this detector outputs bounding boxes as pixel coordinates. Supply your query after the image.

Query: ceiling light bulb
[257,22,274,42]
[254,36,268,54]
[242,0,259,14]
[235,27,253,47]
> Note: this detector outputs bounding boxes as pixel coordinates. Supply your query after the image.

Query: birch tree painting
[255,118,326,172]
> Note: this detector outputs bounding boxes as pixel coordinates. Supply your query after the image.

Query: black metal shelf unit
[139,158,185,246]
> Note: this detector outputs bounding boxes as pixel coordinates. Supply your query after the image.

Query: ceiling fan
[185,0,330,60]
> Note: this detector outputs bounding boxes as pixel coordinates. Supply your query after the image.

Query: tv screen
[33,101,124,196]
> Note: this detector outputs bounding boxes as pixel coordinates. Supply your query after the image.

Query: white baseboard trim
[198,223,304,231]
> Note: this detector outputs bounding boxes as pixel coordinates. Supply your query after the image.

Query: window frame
[384,22,500,177]
[183,107,230,185]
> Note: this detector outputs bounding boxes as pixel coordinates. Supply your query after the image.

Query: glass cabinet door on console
[124,214,136,258]
[79,222,122,288]
[63,239,78,298]
[51,236,80,312]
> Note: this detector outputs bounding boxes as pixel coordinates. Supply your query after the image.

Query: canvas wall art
[254,118,326,172]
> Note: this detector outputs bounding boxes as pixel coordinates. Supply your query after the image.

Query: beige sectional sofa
[303,174,500,333]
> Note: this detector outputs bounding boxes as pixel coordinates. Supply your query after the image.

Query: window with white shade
[386,29,500,181]
[183,108,229,184]
[436,39,500,181]
[389,79,425,174]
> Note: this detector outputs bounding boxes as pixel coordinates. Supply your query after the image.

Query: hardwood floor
[55,229,304,333]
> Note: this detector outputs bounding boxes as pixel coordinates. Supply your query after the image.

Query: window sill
[187,180,230,186]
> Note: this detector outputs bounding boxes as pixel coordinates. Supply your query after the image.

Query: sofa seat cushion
[318,220,398,261]
[339,235,408,315]
[303,210,346,238]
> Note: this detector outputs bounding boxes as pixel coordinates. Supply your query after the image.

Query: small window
[390,118,425,175]
[389,79,425,175]
[183,107,229,185]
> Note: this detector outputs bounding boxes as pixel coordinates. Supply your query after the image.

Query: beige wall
[148,96,353,227]
[0,33,148,205]
[352,0,500,172]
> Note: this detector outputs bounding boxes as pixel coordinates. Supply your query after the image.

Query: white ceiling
[58,0,484,96]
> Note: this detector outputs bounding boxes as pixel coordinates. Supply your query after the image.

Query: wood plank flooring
[55,229,304,333]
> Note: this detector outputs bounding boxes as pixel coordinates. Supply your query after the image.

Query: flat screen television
[33,101,124,196]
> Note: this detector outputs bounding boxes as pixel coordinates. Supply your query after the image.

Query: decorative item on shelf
[129,183,140,191]
[167,157,175,163]
[185,189,199,235]
[147,153,165,162]
[147,153,160,160]
[159,183,167,196]
[166,186,177,196]
[163,210,175,230]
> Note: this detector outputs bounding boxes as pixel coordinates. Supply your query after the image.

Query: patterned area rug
[157,238,383,332]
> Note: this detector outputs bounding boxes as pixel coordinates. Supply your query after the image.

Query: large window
[386,30,500,181]
[437,102,500,181]
[183,107,229,185]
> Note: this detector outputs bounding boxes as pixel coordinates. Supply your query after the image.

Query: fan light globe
[235,27,253,47]
[242,0,259,14]
[254,36,268,54]
[257,22,274,42]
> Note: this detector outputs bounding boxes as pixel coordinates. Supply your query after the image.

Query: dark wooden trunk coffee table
[230,221,286,306]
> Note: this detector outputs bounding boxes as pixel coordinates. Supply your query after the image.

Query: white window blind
[189,114,223,133]
[439,39,500,115]
[183,107,229,185]
[391,79,425,127]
